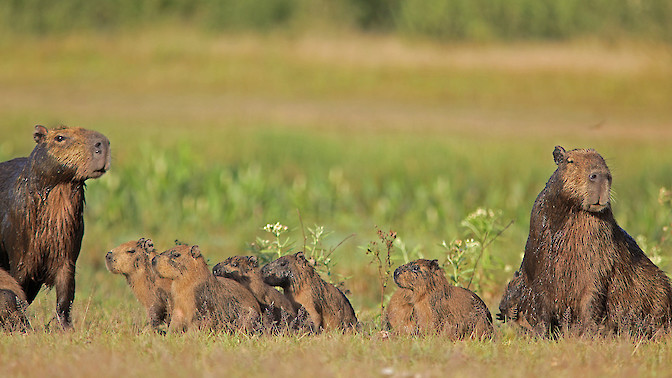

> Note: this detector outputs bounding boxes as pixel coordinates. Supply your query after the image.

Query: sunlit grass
[1,30,672,376]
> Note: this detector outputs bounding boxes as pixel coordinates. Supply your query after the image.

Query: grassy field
[1,29,672,376]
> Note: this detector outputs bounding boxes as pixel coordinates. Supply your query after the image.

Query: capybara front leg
[55,265,75,330]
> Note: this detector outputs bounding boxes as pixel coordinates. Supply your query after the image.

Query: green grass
[1,29,672,376]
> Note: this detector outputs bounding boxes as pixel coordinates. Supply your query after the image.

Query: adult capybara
[394,259,493,339]
[384,288,415,335]
[0,125,110,329]
[151,244,261,333]
[499,146,672,337]
[213,256,297,327]
[260,251,357,332]
[105,238,172,331]
[0,268,30,332]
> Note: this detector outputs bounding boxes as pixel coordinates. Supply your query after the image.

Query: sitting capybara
[0,125,110,329]
[0,268,30,332]
[499,146,672,337]
[151,244,261,333]
[260,251,357,331]
[213,256,297,327]
[105,238,172,331]
[394,259,493,339]
[384,288,416,335]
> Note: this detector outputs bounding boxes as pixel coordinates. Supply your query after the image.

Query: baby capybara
[151,244,261,333]
[105,238,172,331]
[0,268,30,332]
[213,256,297,328]
[261,251,357,331]
[499,146,672,337]
[394,259,493,339]
[0,125,110,329]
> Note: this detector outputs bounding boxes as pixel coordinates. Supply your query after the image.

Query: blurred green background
[1,0,671,318]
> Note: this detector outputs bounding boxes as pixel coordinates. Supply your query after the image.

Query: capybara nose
[212,264,221,276]
[105,251,113,260]
[393,266,402,280]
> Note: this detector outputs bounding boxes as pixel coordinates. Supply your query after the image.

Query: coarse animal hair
[260,251,358,332]
[105,238,172,331]
[151,244,261,333]
[394,259,493,339]
[499,146,672,337]
[0,125,110,329]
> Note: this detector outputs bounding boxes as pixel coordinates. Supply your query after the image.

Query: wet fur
[499,146,672,337]
[213,256,298,330]
[394,259,493,339]
[260,251,357,331]
[105,238,172,331]
[151,245,261,333]
[0,125,110,329]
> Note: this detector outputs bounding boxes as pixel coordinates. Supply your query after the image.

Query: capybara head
[31,125,111,181]
[105,238,155,275]
[151,244,206,281]
[552,146,612,213]
[261,251,310,288]
[213,256,259,281]
[394,259,443,292]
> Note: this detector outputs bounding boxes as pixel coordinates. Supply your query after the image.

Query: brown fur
[499,146,672,337]
[260,251,358,331]
[0,125,110,329]
[213,256,297,328]
[384,288,416,334]
[151,244,261,333]
[0,268,30,332]
[394,259,494,339]
[105,238,172,331]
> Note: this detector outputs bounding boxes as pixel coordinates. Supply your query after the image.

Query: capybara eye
[231,262,237,267]
[127,249,135,254]
[589,173,598,181]
[172,253,181,258]
[55,135,66,142]
[566,158,574,163]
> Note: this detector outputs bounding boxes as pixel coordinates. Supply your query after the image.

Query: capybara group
[0,125,110,329]
[0,268,29,332]
[391,259,493,339]
[105,238,172,331]
[151,244,261,333]
[499,146,672,336]
[261,251,358,331]
[213,255,297,328]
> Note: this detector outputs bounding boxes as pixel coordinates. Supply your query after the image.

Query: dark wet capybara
[213,255,297,329]
[499,146,672,337]
[260,251,357,331]
[105,238,172,331]
[0,125,110,329]
[151,244,261,333]
[394,259,493,339]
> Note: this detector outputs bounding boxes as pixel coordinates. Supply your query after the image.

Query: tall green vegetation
[1,0,671,42]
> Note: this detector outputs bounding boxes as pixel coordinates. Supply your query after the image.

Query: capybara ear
[33,125,48,143]
[429,259,440,270]
[295,251,306,260]
[553,146,566,166]
[190,245,202,259]
[138,238,154,252]
[249,255,258,266]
